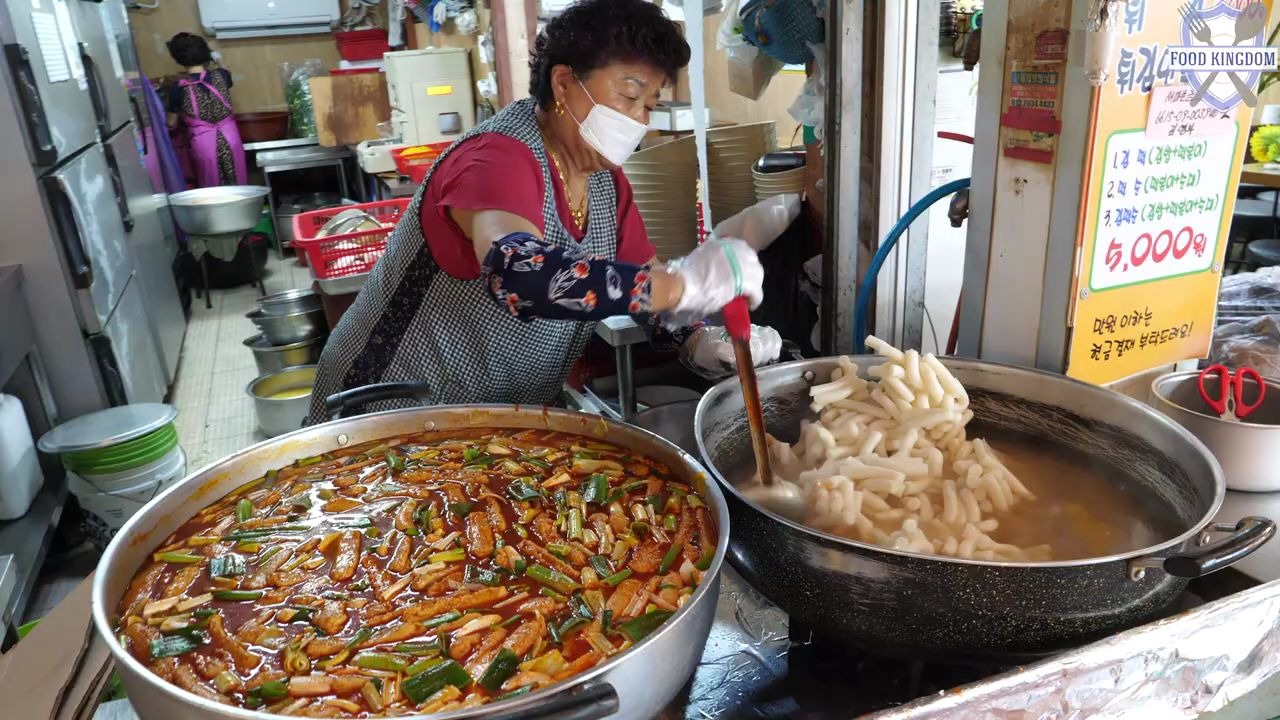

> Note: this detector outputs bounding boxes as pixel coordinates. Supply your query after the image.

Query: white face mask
[566,79,648,167]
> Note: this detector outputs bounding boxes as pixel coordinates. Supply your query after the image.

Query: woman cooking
[165,32,247,188]
[308,0,764,421]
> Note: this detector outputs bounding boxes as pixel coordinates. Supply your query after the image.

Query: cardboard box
[0,575,114,720]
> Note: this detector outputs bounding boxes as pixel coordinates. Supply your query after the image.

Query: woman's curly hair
[167,32,213,68]
[528,0,690,110]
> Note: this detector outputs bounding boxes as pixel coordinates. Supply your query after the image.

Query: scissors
[1197,364,1266,422]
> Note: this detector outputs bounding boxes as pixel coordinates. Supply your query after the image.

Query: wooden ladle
[722,298,773,486]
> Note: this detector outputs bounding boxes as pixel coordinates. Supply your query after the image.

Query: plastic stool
[1245,238,1280,268]
[1234,198,1279,217]
[1239,182,1270,199]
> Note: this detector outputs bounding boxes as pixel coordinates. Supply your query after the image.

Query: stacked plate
[754,167,805,199]
[624,136,700,259]
[707,122,777,225]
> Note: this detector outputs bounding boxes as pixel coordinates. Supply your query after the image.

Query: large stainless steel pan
[695,357,1274,662]
[91,403,730,720]
[168,186,270,235]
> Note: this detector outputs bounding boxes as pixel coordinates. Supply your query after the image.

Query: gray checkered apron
[306,98,619,422]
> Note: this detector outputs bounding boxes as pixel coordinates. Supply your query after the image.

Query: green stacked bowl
[63,424,179,477]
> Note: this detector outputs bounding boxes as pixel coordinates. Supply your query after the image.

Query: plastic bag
[717,0,748,50]
[1217,267,1280,312]
[788,41,826,141]
[727,44,783,100]
[712,193,802,252]
[680,324,785,380]
[281,60,324,139]
[1210,314,1280,379]
[802,254,822,287]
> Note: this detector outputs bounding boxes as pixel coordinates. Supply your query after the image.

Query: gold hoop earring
[555,100,566,117]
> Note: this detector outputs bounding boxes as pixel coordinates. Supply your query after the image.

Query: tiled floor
[22,256,315,624]
[173,255,316,470]
[21,260,337,682]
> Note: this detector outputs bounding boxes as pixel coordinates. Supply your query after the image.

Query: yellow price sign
[1066,0,1267,384]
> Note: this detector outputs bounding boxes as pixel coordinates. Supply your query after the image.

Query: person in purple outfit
[164,33,246,188]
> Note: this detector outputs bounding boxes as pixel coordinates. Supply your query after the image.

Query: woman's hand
[653,239,764,318]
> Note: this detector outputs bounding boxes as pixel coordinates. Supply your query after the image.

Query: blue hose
[853,177,972,353]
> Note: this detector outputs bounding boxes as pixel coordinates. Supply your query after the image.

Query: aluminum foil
[661,570,1280,719]
[659,569,792,719]
[870,578,1280,720]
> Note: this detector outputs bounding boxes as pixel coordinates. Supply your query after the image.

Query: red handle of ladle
[722,297,752,342]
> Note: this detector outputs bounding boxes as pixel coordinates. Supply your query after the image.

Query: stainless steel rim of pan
[91,404,731,720]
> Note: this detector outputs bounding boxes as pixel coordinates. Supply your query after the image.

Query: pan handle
[324,381,432,420]
[479,682,619,720]
[1140,516,1276,579]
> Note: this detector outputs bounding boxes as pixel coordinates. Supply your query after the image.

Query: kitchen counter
[243,137,318,153]
[256,145,352,169]
[0,476,67,639]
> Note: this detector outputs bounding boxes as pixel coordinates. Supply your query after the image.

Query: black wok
[694,357,1274,663]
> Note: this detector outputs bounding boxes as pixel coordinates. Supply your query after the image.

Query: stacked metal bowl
[243,289,326,437]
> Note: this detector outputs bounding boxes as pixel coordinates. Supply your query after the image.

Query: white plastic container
[69,445,186,547]
[38,403,184,548]
[0,393,44,520]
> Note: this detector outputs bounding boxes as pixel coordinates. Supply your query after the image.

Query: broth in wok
[112,429,716,716]
[933,428,1178,560]
[741,338,1179,562]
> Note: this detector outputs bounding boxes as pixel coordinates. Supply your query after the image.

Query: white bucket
[69,445,186,547]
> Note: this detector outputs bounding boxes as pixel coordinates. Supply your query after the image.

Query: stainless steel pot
[257,288,321,317]
[695,357,1274,662]
[92,402,727,720]
[317,208,382,237]
[275,206,302,248]
[246,365,316,437]
[246,307,325,346]
[242,334,325,375]
[630,400,700,456]
[1151,371,1280,492]
[169,186,270,235]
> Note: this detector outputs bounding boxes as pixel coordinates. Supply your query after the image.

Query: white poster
[1086,128,1234,292]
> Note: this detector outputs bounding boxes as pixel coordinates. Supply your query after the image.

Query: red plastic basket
[392,143,451,184]
[291,199,411,282]
[335,29,389,62]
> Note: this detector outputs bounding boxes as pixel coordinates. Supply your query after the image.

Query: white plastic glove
[670,239,765,321]
[712,194,801,253]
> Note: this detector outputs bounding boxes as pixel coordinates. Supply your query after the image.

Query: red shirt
[419,134,655,279]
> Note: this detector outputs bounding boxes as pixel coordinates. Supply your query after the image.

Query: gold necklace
[545,141,589,230]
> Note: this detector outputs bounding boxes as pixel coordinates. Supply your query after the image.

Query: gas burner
[781,623,1010,716]
[666,568,1263,719]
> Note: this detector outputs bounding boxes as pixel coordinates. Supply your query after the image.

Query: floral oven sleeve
[482,233,695,348]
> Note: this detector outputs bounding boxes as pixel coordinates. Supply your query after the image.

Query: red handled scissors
[1197,364,1266,422]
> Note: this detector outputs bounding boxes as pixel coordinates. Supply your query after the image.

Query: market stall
[6,1,1280,719]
